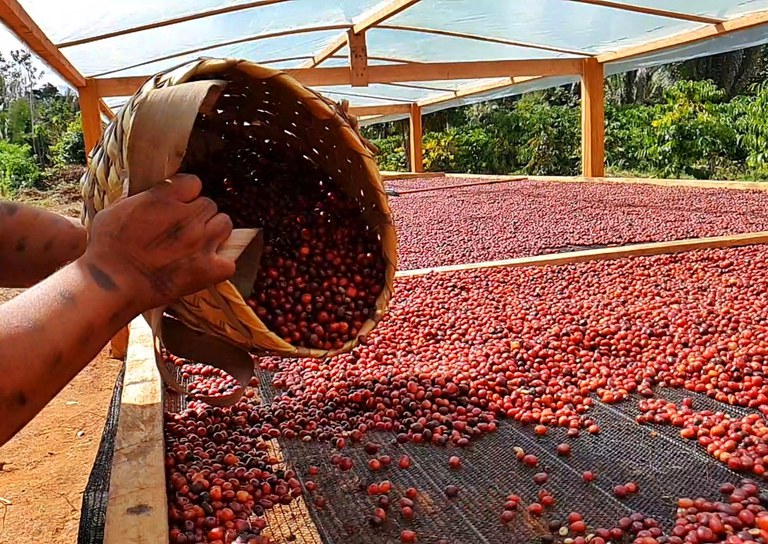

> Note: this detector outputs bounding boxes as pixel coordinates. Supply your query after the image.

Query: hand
[82,174,235,311]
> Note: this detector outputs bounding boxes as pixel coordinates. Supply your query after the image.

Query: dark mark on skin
[0,202,19,217]
[87,263,118,291]
[77,324,96,348]
[126,504,152,515]
[43,239,54,252]
[52,352,63,368]
[58,289,77,307]
[15,391,27,406]
[15,238,26,252]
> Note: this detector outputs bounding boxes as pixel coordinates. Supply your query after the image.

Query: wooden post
[409,103,423,173]
[111,326,130,360]
[78,78,102,159]
[580,58,605,177]
[348,29,368,87]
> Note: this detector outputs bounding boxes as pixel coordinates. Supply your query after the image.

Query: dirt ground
[0,181,122,544]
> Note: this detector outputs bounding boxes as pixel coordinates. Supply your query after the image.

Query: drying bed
[390,179,768,270]
[163,244,768,544]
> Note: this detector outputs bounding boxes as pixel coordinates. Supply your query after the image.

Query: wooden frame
[104,317,168,544]
[398,231,768,278]
[95,59,584,96]
[78,79,103,156]
[347,30,368,87]
[567,0,724,25]
[304,0,423,68]
[56,1,290,48]
[0,0,85,87]
[409,103,423,173]
[376,24,591,56]
[581,58,605,177]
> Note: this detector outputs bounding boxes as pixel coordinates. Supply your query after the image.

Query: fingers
[189,196,219,223]
[154,174,203,203]
[205,213,234,253]
[209,254,237,283]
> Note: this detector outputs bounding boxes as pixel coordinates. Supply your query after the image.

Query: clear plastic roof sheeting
[7,0,768,121]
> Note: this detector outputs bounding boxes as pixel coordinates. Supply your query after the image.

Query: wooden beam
[397,176,525,194]
[104,317,168,544]
[598,9,768,64]
[409,103,423,173]
[57,0,290,48]
[527,175,768,191]
[99,98,115,121]
[110,326,130,359]
[304,0,423,68]
[350,104,411,116]
[0,0,85,87]
[581,58,605,177]
[95,60,582,96]
[567,0,724,25]
[397,231,768,278]
[348,30,368,87]
[377,24,592,57]
[92,24,351,78]
[79,79,102,157]
[418,76,541,108]
[381,170,445,181]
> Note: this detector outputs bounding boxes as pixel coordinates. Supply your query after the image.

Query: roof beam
[350,104,410,116]
[0,0,85,87]
[56,0,291,48]
[95,58,583,96]
[567,0,725,25]
[303,0,423,68]
[377,24,592,57]
[417,76,542,108]
[91,24,350,78]
[598,9,768,63]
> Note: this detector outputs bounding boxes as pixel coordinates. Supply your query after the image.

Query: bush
[0,141,40,194]
[51,115,86,166]
[370,135,406,171]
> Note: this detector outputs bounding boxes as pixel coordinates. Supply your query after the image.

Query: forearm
[0,202,87,287]
[0,257,141,445]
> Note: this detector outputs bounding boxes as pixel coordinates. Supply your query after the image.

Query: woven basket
[81,58,397,359]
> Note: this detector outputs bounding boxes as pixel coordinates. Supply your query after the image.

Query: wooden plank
[567,0,724,24]
[99,98,116,121]
[528,175,768,191]
[418,76,540,107]
[581,58,605,177]
[350,104,411,116]
[409,103,423,173]
[381,171,445,180]
[95,59,583,96]
[396,176,525,194]
[110,326,130,360]
[56,1,289,48]
[79,79,102,157]
[348,30,368,87]
[397,231,768,278]
[104,317,168,544]
[598,9,768,64]
[377,24,592,56]
[0,0,85,87]
[304,0,422,68]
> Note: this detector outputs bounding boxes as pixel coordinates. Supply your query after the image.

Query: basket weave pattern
[81,58,397,358]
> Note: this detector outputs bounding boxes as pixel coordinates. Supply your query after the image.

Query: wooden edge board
[396,231,768,278]
[381,171,445,180]
[395,176,525,194]
[528,175,768,191]
[105,316,169,544]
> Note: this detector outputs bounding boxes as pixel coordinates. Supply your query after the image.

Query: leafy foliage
[0,140,39,194]
[369,79,768,181]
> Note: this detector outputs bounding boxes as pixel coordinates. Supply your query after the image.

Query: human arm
[0,202,88,288]
[0,174,234,446]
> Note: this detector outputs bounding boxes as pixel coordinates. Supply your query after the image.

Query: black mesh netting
[78,363,125,544]
[251,367,751,544]
[78,361,760,544]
